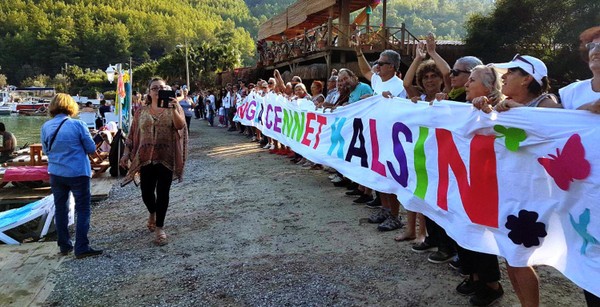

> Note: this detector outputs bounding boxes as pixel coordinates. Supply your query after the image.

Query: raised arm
[404,42,427,99]
[355,43,373,81]
[425,33,451,93]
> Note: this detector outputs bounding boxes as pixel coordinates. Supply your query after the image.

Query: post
[185,39,190,89]
[382,0,388,49]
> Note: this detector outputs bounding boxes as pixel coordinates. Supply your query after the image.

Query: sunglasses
[586,42,600,52]
[150,85,167,91]
[450,69,470,76]
[512,54,535,74]
[371,61,391,66]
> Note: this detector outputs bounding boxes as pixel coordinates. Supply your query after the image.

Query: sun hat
[492,54,547,85]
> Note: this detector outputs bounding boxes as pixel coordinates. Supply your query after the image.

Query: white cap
[492,54,547,85]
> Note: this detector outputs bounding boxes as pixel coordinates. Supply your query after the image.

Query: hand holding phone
[158,90,176,108]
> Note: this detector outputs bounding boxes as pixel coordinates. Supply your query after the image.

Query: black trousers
[140,163,173,227]
[584,290,600,307]
[424,216,456,254]
[457,246,500,282]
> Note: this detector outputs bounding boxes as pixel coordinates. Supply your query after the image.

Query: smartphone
[158,90,175,108]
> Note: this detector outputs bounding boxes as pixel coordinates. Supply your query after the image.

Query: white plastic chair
[0,193,74,244]
[79,112,97,129]
[104,112,119,125]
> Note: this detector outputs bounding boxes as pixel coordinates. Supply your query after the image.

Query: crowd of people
[37,25,599,306]
[187,26,600,307]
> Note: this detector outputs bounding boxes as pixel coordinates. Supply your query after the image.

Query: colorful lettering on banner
[265,104,273,129]
[246,100,257,120]
[328,117,347,159]
[233,94,600,296]
[387,122,412,187]
[301,113,327,149]
[435,129,498,228]
[345,118,368,168]
[273,106,282,133]
[369,119,386,177]
[413,127,429,199]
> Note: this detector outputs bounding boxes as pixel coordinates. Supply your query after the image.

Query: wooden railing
[257,23,421,67]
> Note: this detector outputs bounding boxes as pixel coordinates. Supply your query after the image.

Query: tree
[465,0,600,86]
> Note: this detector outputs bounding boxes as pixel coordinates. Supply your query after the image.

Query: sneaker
[75,248,103,259]
[345,189,362,196]
[269,144,275,150]
[365,197,382,209]
[449,255,461,270]
[310,164,323,170]
[411,241,437,253]
[332,179,349,187]
[368,208,389,224]
[456,277,482,296]
[353,194,374,204]
[302,161,314,167]
[330,174,342,182]
[251,136,257,142]
[469,284,504,306]
[59,247,73,256]
[328,174,338,180]
[377,215,403,231]
[263,144,271,149]
[428,250,457,264]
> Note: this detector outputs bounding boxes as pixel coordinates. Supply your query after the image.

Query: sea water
[0,114,48,146]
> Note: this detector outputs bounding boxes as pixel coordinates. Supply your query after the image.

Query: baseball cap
[492,54,547,85]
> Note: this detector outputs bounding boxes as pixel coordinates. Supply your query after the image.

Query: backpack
[109,129,128,177]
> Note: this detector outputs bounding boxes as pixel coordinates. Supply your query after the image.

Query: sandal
[155,229,168,246]
[147,214,156,232]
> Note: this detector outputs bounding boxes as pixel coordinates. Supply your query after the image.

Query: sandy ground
[44,119,586,306]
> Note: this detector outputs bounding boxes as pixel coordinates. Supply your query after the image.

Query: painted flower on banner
[538,133,590,191]
[506,210,547,248]
[494,125,526,152]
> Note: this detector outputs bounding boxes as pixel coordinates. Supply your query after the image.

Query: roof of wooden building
[258,0,376,41]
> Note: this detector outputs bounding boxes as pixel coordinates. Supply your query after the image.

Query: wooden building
[219,0,465,85]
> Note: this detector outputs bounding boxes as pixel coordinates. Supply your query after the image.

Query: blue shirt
[348,82,374,104]
[179,99,194,117]
[41,114,97,177]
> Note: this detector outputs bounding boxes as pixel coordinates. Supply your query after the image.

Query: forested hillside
[366,0,495,39]
[0,0,257,83]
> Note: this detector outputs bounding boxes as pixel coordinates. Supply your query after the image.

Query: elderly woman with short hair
[41,93,102,259]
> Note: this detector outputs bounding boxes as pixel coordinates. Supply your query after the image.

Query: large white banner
[235,93,600,296]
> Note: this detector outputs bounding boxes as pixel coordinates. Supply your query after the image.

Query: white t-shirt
[222,92,231,108]
[208,94,215,104]
[370,73,406,98]
[559,79,600,110]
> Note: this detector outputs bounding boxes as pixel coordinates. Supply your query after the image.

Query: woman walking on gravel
[120,77,188,246]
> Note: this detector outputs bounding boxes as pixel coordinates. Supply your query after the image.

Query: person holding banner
[472,55,559,307]
[355,47,408,231]
[404,42,448,103]
[559,25,600,307]
[453,65,505,306]
[120,77,187,246]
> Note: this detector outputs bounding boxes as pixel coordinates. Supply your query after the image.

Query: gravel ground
[44,120,585,306]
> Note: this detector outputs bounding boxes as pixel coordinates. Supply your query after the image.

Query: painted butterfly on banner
[537,134,590,191]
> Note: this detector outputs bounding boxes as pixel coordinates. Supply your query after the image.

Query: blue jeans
[50,174,92,255]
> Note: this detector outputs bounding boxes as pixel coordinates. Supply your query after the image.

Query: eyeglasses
[268,82,275,85]
[150,85,167,91]
[450,69,470,76]
[586,42,600,52]
[512,54,535,74]
[372,61,391,66]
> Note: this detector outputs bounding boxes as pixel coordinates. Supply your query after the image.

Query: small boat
[18,109,48,116]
